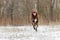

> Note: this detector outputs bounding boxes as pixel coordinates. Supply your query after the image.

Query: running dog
[31,11,38,31]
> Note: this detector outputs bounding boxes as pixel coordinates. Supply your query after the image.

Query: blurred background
[0,0,60,26]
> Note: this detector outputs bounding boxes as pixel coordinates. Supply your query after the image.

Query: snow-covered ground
[0,25,60,40]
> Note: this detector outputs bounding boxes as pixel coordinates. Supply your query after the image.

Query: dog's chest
[34,19,37,22]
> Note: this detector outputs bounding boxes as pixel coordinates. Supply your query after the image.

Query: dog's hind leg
[33,24,35,30]
[34,24,37,32]
[33,24,36,31]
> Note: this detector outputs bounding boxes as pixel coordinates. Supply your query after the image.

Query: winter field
[0,25,60,40]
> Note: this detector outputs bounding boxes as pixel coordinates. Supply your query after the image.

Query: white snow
[0,25,60,40]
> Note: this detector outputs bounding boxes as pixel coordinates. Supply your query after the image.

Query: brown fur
[31,12,38,31]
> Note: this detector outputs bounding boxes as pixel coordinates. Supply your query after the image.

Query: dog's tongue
[33,13,36,16]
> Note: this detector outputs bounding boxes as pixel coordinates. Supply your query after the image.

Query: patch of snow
[0,25,60,40]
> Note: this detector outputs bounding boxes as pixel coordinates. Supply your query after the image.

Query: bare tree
[50,0,55,21]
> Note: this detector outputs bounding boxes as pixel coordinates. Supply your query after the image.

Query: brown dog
[31,10,38,31]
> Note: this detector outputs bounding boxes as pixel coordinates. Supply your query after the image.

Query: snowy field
[0,25,60,40]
